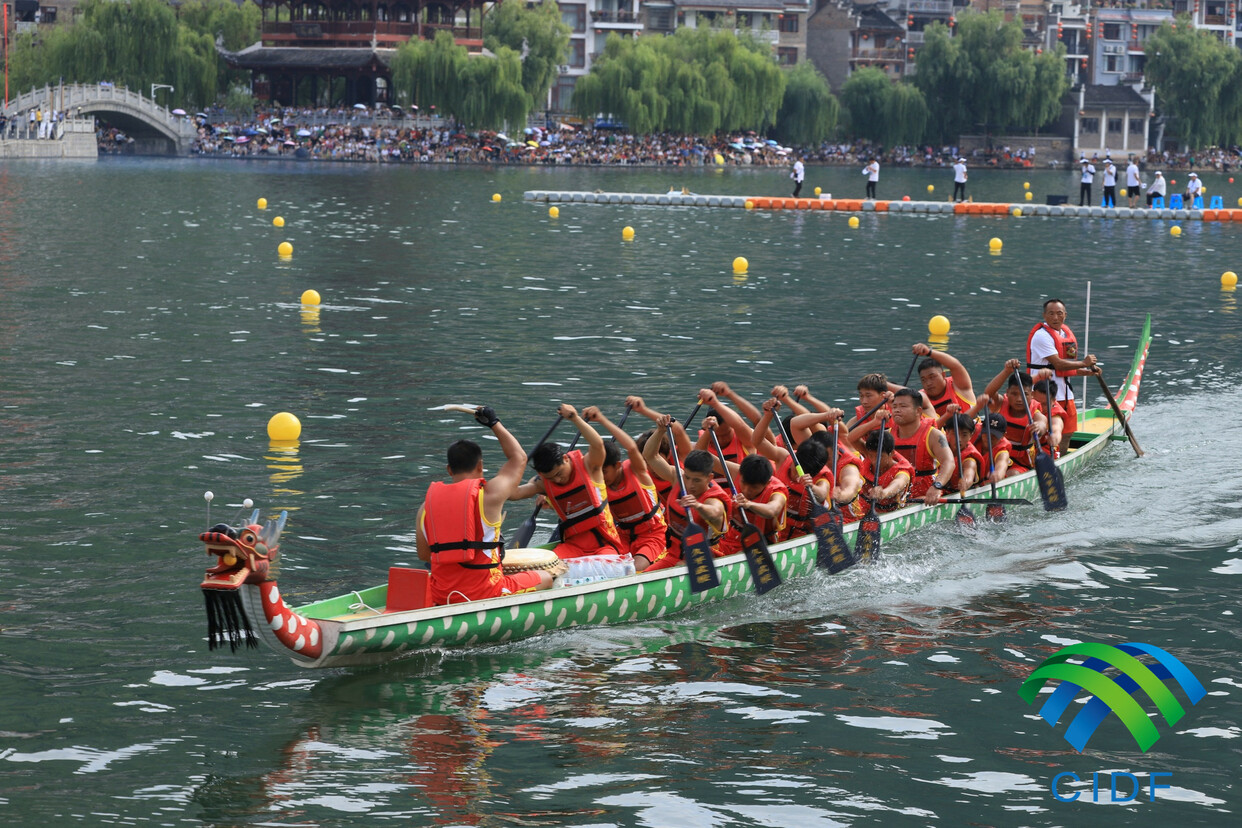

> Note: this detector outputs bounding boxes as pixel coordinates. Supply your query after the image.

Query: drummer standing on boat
[1026,298,1098,454]
[417,406,565,606]
[516,404,624,559]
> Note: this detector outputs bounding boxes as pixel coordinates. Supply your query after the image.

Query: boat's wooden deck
[1075,415,1118,435]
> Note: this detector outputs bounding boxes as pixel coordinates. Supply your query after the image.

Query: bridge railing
[0,116,96,142]
[3,83,195,137]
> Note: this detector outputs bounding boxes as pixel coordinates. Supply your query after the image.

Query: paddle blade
[854,508,882,564]
[510,515,537,549]
[1034,452,1068,512]
[810,502,854,574]
[955,505,976,528]
[985,500,1006,523]
[740,524,782,595]
[681,524,720,593]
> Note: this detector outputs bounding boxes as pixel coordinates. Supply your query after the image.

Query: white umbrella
[297,129,312,137]
[171,108,186,116]
[353,103,368,110]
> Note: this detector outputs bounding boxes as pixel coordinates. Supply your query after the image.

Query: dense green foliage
[1144,17,1242,149]
[390,31,530,129]
[772,61,839,146]
[839,68,927,146]
[483,0,571,108]
[5,0,258,109]
[913,10,1068,142]
[572,29,786,134]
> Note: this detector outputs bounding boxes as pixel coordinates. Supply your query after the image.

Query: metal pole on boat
[1081,280,1091,407]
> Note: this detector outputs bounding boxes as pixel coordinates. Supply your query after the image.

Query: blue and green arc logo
[1020,642,1206,752]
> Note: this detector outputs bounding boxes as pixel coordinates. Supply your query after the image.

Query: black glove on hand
[474,406,500,428]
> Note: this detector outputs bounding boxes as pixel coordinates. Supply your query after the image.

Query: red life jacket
[542,449,622,548]
[923,374,973,415]
[422,478,501,568]
[664,479,731,559]
[1038,400,1067,456]
[947,442,986,491]
[999,398,1041,451]
[972,431,1016,476]
[854,453,916,515]
[606,459,666,541]
[775,453,833,540]
[700,427,749,482]
[854,401,891,424]
[720,475,788,553]
[891,416,939,499]
[1026,322,1080,378]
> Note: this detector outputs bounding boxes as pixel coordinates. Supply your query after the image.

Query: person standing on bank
[952,157,968,202]
[791,156,805,198]
[863,157,879,200]
[1026,298,1099,455]
[1079,158,1096,206]
[1125,156,1142,208]
[1101,158,1117,207]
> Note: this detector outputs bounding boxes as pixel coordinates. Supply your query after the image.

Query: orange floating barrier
[954,202,968,215]
[795,199,811,210]
[771,198,785,210]
[820,200,836,210]
[754,197,771,209]
[1204,209,1218,221]
[874,201,890,212]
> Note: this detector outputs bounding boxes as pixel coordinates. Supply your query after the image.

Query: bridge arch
[1,84,197,155]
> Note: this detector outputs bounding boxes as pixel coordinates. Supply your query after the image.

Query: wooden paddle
[667,429,720,593]
[772,414,854,573]
[854,430,884,564]
[982,418,1006,522]
[1013,370,1068,512]
[950,427,976,528]
[1093,369,1144,457]
[509,416,565,549]
[708,427,782,594]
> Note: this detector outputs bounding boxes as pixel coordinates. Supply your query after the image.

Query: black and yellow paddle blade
[740,523,782,595]
[854,507,882,564]
[809,501,854,573]
[681,523,719,593]
[1034,451,1068,512]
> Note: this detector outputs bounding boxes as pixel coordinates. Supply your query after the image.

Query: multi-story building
[551,0,644,111]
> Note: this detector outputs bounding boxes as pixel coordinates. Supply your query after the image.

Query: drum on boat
[502,547,563,572]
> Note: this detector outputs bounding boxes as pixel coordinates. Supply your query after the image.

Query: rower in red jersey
[513,404,623,559]
[625,394,693,507]
[851,427,916,517]
[417,406,566,606]
[693,387,754,484]
[981,359,1049,475]
[944,413,985,495]
[643,415,731,568]
[910,341,976,416]
[887,388,956,505]
[971,409,1015,483]
[582,406,667,572]
[1031,376,1068,458]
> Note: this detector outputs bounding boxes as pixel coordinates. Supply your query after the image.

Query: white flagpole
[1081,280,1092,406]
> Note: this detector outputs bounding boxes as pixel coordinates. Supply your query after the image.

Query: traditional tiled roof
[1082,84,1150,111]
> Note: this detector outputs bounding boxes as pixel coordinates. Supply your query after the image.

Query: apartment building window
[569,39,586,68]
[779,14,799,33]
[1103,23,1121,40]
[777,46,798,65]
[1130,119,1144,135]
[1081,117,1100,133]
[1105,55,1119,72]
[1108,118,1124,133]
[562,5,586,33]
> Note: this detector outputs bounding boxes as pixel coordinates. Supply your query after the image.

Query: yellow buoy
[928,315,951,336]
[1024,191,1033,201]
[267,412,301,442]
[732,256,748,273]
[301,289,321,305]
[257,198,267,210]
[814,186,822,197]
[273,216,285,228]
[1170,225,1182,237]
[745,200,754,210]
[989,237,1003,252]
[1222,271,1238,288]
[848,216,860,229]
[549,206,559,218]
[1119,188,1127,197]
[1238,197,1242,207]
[622,226,635,241]
[714,153,724,165]
[1023,182,1030,190]
[278,241,293,257]
[1012,207,1023,217]
[927,184,935,193]
[491,193,502,202]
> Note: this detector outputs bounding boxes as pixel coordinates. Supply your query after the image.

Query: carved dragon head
[200,510,285,590]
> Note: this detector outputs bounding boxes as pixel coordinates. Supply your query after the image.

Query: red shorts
[624,530,667,567]
[434,570,543,605]
[643,542,682,571]
[553,532,621,559]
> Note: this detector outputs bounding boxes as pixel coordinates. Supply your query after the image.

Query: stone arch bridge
[2,84,198,155]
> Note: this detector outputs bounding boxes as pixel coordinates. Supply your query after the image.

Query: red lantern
[907,14,914,26]
[908,47,915,59]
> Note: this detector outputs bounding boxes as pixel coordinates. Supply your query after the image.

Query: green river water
[0,158,1239,826]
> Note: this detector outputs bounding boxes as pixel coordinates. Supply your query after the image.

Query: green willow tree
[773,62,839,146]
[572,29,785,134]
[1144,17,1242,149]
[7,0,218,108]
[913,10,1068,143]
[390,31,531,129]
[483,0,570,109]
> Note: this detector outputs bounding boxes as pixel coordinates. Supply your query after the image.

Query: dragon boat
[195,316,1151,670]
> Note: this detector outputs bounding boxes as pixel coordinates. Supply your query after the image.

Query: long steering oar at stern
[1013,370,1068,512]
[854,429,884,564]
[1093,369,1144,457]
[773,415,854,573]
[708,427,782,594]
[510,416,565,549]
[667,427,720,593]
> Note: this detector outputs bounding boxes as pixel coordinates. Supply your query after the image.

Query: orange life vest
[542,449,622,548]
[924,374,973,415]
[1027,322,1080,378]
[854,453,916,515]
[422,478,501,568]
[664,479,731,558]
[891,416,939,499]
[947,442,985,491]
[606,459,666,541]
[700,427,750,482]
[775,453,833,540]
[720,475,788,554]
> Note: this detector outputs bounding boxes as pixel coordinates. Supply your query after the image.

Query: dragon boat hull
[197,316,1151,669]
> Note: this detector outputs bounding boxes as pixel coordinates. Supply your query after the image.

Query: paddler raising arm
[416,406,564,606]
[643,414,731,563]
